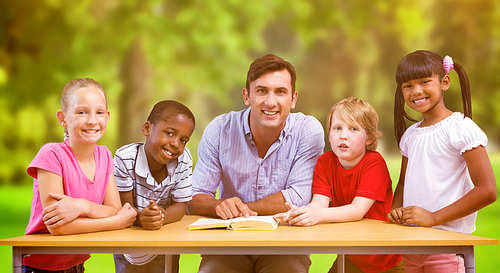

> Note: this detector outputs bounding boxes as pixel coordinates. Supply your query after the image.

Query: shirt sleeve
[312,153,332,198]
[113,148,134,192]
[192,116,223,198]
[281,116,325,207]
[449,116,488,154]
[356,153,391,202]
[399,123,416,158]
[27,143,63,179]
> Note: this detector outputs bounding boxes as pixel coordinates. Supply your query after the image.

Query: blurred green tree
[0,0,499,185]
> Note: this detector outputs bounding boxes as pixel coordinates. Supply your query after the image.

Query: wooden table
[1,216,497,273]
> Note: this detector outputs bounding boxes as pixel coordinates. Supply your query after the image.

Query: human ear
[56,110,67,128]
[142,121,151,136]
[290,90,298,109]
[441,75,451,91]
[242,88,250,106]
[365,135,375,147]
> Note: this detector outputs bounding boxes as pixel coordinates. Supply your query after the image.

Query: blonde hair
[60,78,107,138]
[326,97,382,151]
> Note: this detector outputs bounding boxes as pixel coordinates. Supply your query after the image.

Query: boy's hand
[42,193,84,228]
[215,197,258,220]
[288,206,321,226]
[140,200,164,230]
[402,206,435,227]
[387,207,405,223]
[273,202,298,223]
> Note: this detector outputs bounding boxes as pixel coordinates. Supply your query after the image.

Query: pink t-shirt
[24,141,113,270]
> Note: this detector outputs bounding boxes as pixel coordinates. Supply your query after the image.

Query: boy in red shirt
[274,97,403,273]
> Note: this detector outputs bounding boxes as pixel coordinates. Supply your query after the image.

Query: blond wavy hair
[326,97,382,151]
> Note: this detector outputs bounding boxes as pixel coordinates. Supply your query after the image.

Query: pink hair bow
[443,55,454,75]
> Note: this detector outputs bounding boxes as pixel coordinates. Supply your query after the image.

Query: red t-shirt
[313,150,402,273]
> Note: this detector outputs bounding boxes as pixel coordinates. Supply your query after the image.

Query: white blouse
[400,112,487,234]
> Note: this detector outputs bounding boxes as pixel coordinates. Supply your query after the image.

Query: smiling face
[242,69,298,135]
[329,114,371,169]
[143,113,195,170]
[401,74,450,123]
[57,87,109,148]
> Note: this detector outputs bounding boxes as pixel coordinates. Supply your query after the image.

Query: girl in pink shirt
[23,78,136,272]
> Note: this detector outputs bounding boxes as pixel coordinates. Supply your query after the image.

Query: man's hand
[215,197,258,220]
[139,200,165,230]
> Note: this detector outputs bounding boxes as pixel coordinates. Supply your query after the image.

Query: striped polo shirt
[114,142,193,265]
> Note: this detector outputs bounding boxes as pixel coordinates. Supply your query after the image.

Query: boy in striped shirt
[113,100,195,273]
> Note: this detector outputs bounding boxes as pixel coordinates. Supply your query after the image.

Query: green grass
[1,154,499,272]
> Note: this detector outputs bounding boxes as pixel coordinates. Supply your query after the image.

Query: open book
[188,216,279,231]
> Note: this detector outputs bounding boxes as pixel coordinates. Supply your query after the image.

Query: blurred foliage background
[1,0,500,185]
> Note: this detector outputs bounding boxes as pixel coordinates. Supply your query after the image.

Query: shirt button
[258,186,262,190]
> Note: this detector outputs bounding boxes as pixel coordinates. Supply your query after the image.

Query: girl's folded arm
[39,170,135,235]
[49,204,137,235]
[83,173,122,218]
[38,169,84,230]
[45,174,136,236]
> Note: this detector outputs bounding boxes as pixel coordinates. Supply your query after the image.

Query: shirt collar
[135,144,179,184]
[135,144,150,179]
[243,107,291,141]
[243,107,252,138]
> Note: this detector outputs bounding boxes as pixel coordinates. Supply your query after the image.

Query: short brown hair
[246,54,296,92]
[326,97,382,151]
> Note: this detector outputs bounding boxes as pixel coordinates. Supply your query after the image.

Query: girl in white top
[388,50,497,273]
